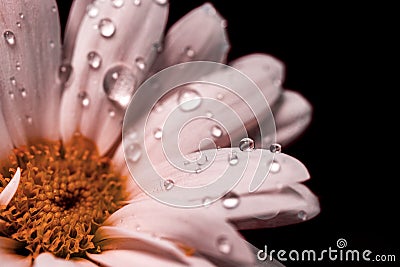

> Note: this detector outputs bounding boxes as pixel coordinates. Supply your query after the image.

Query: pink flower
[0,0,319,266]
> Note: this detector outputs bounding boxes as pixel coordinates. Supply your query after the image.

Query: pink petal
[149,3,229,76]
[0,168,20,208]
[272,90,312,146]
[33,252,97,267]
[59,0,168,154]
[104,200,255,266]
[0,111,13,156]
[0,237,32,267]
[0,0,62,145]
[87,249,217,267]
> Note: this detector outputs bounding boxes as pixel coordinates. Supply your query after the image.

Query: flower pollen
[0,135,127,259]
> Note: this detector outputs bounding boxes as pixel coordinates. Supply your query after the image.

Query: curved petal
[104,200,255,266]
[0,0,62,145]
[0,111,13,157]
[33,252,97,267]
[88,249,217,267]
[60,0,169,154]
[0,237,32,267]
[149,3,229,76]
[0,168,20,208]
[272,90,312,146]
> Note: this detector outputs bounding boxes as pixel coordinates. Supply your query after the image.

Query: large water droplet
[19,88,27,98]
[239,138,255,152]
[87,51,102,69]
[216,237,231,254]
[184,46,195,58]
[163,179,174,190]
[4,31,16,46]
[269,160,281,173]
[297,210,307,221]
[153,0,168,6]
[111,0,124,8]
[228,152,239,166]
[222,192,240,209]
[153,128,162,140]
[126,142,142,163]
[211,125,223,138]
[133,0,141,6]
[135,57,146,71]
[103,65,136,108]
[177,88,202,112]
[98,18,116,38]
[78,92,90,107]
[87,4,99,18]
[269,143,282,153]
[58,64,73,84]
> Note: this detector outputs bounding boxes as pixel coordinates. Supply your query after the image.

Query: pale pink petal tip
[0,167,21,208]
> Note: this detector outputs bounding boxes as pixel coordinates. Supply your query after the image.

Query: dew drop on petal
[269,143,282,153]
[222,192,240,209]
[103,65,136,108]
[16,61,21,71]
[111,0,124,8]
[163,179,174,190]
[202,197,212,208]
[108,109,116,118]
[58,64,73,84]
[126,143,142,163]
[51,5,57,13]
[78,92,90,107]
[26,115,33,125]
[196,154,208,166]
[206,111,213,118]
[228,152,239,166]
[8,91,15,100]
[10,77,16,86]
[269,160,281,173]
[87,51,102,69]
[98,18,116,38]
[49,40,55,48]
[297,210,307,221]
[19,88,27,98]
[16,22,21,28]
[87,4,99,18]
[239,138,255,152]
[211,125,223,138]
[216,93,223,100]
[216,236,231,254]
[177,88,202,112]
[19,13,24,19]
[135,57,146,70]
[153,128,162,140]
[4,31,16,46]
[133,0,141,6]
[184,46,195,58]
[153,0,168,6]
[153,42,163,53]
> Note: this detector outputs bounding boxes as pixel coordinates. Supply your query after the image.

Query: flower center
[0,135,127,259]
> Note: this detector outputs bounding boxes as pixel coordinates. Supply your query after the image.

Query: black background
[56,1,397,266]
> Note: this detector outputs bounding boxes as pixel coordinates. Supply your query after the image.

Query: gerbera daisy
[0,0,319,266]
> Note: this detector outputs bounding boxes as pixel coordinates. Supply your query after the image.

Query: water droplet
[103,65,136,108]
[10,77,16,86]
[19,88,27,98]
[51,5,57,12]
[98,18,116,38]
[133,0,141,5]
[8,91,15,100]
[111,0,124,8]
[211,125,223,138]
[16,22,21,28]
[269,143,282,153]
[126,142,142,163]
[19,13,24,19]
[269,160,281,173]
[153,128,162,140]
[216,237,231,254]
[108,109,116,117]
[153,0,168,6]
[153,42,163,53]
[87,51,102,69]
[216,93,223,100]
[177,88,202,112]
[297,210,307,221]
[136,225,141,231]
[195,167,202,173]
[78,92,90,107]
[163,179,174,190]
[184,46,195,58]
[222,192,240,209]
[205,111,213,118]
[49,40,55,48]
[135,57,146,70]
[87,4,99,18]
[239,138,255,152]
[4,31,16,46]
[16,61,21,71]
[228,152,239,166]
[26,115,33,125]
[196,154,208,166]
[202,197,212,207]
[58,64,73,84]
